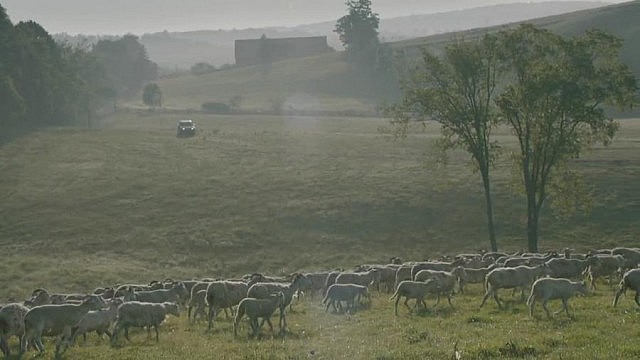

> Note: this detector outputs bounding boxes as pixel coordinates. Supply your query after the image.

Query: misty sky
[1,0,629,35]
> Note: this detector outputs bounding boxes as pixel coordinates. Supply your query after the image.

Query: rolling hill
[140,0,639,116]
[133,1,609,69]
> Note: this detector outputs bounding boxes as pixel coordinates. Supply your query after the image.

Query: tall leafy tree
[388,36,501,251]
[92,34,157,98]
[495,25,637,251]
[335,0,380,66]
[0,5,25,126]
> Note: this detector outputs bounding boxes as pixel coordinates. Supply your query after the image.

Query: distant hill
[394,1,640,88]
[136,1,607,69]
[145,1,637,113]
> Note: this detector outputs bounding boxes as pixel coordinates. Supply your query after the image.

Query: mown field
[1,112,639,359]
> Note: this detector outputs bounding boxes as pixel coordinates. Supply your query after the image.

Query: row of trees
[388,24,638,252]
[0,5,157,130]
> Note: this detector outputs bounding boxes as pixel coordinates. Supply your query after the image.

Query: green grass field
[1,112,639,358]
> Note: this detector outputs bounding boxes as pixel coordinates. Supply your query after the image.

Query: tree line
[387,24,638,252]
[0,5,157,132]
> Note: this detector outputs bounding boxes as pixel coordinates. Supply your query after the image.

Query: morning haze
[1,0,628,34]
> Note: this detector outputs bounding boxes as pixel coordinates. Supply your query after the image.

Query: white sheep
[389,280,441,316]
[20,294,106,357]
[393,265,413,291]
[527,278,589,318]
[187,281,212,322]
[410,259,465,280]
[611,247,640,268]
[133,281,189,307]
[545,257,599,279]
[71,298,123,343]
[414,266,466,294]
[322,284,370,313]
[583,254,625,290]
[613,268,640,307]
[188,290,208,323]
[334,269,381,291]
[206,280,249,331]
[246,273,310,330]
[480,264,549,308]
[111,301,180,344]
[302,271,331,298]
[233,292,286,338]
[0,303,29,357]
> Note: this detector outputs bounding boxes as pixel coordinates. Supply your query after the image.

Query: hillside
[133,1,608,69]
[140,1,639,115]
[395,0,640,73]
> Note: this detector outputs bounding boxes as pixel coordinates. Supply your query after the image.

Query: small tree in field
[495,25,637,251]
[142,83,162,109]
[388,36,501,251]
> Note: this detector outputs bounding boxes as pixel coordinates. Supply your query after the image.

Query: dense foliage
[0,6,157,135]
[390,24,638,252]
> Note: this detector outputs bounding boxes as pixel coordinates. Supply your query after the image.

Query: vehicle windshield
[178,120,193,127]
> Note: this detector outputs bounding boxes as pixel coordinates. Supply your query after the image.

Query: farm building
[234,35,333,66]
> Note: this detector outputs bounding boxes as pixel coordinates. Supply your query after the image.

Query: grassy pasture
[0,113,639,358]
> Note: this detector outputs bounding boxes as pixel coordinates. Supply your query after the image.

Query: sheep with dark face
[322,284,370,313]
[613,268,640,307]
[233,293,286,338]
[111,301,179,344]
[20,295,106,357]
[527,278,589,318]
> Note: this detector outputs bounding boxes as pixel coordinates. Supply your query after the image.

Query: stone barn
[234,35,333,66]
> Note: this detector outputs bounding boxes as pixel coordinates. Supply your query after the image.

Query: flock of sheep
[1,246,640,358]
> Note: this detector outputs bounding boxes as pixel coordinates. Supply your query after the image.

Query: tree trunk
[481,168,498,251]
[526,188,539,252]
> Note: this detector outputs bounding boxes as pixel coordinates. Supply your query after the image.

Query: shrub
[201,101,230,114]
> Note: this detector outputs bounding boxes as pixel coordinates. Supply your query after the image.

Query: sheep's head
[82,295,107,310]
[575,281,590,296]
[163,302,180,317]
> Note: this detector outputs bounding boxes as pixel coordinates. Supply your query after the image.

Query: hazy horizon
[1,0,630,35]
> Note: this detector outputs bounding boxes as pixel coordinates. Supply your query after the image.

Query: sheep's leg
[250,318,259,337]
[394,296,401,316]
[403,297,411,310]
[1,336,9,357]
[541,300,552,318]
[613,285,625,307]
[207,306,217,330]
[635,291,640,307]
[264,317,274,333]
[528,294,536,317]
[493,289,502,309]
[154,325,159,342]
[34,334,45,354]
[124,326,131,342]
[434,294,441,308]
[279,308,287,330]
[480,289,491,308]
[447,294,453,308]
